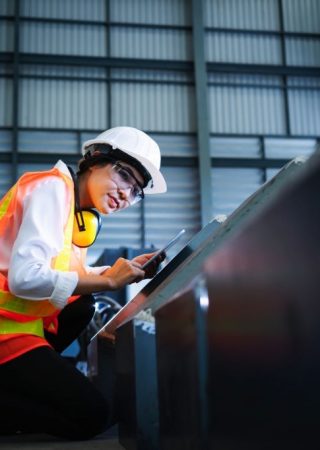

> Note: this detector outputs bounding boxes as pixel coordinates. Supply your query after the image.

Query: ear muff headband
[68,166,102,248]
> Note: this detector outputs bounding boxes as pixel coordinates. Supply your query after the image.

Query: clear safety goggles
[111,161,144,205]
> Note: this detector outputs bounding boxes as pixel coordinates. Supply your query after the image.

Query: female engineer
[0,126,167,440]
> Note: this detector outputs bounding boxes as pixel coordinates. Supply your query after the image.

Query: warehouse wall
[0,0,319,263]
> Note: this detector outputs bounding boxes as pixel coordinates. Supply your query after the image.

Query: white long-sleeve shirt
[1,161,108,310]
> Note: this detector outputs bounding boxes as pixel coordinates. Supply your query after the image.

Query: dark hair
[77,154,113,176]
[78,144,152,188]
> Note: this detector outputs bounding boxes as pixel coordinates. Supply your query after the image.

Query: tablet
[141,228,186,270]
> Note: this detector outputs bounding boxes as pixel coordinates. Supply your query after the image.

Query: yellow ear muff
[72,209,102,248]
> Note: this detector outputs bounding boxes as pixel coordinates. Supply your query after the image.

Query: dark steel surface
[155,286,209,450]
[204,152,320,447]
[155,152,320,449]
[116,320,159,450]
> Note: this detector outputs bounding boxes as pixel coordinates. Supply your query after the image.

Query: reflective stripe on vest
[0,185,17,220]
[0,168,75,337]
[0,317,44,337]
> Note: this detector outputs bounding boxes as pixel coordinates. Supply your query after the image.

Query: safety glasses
[111,161,144,205]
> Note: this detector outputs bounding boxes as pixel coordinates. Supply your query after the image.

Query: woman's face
[79,162,145,214]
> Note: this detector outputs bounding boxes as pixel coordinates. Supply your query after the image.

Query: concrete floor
[0,426,124,450]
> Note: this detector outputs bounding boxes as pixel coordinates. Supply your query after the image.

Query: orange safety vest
[0,167,76,337]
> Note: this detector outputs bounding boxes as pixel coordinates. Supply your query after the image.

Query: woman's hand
[102,257,145,290]
[74,252,166,296]
[132,251,166,279]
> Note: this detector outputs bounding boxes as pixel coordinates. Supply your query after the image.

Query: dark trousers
[0,295,115,440]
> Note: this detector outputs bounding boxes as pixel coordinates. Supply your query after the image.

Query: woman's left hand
[132,251,166,279]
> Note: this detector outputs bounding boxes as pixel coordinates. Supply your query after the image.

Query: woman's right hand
[102,257,145,290]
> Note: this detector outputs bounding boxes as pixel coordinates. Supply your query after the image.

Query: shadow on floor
[0,425,123,450]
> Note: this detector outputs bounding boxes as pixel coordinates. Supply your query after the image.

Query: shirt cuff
[49,271,79,309]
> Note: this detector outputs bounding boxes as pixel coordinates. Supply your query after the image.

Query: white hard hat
[82,127,167,194]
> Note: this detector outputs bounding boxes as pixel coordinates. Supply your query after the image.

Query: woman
[0,126,167,440]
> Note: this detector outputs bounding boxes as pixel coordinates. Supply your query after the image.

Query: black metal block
[155,154,320,449]
[155,285,209,450]
[116,318,159,450]
[203,151,320,449]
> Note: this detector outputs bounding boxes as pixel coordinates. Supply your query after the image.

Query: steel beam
[191,0,213,226]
